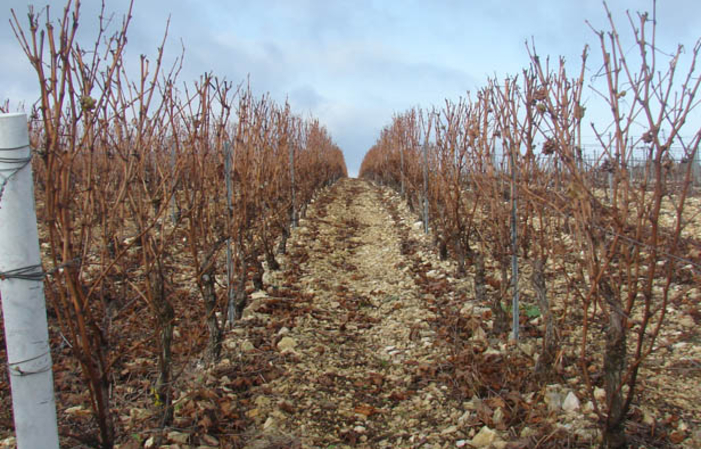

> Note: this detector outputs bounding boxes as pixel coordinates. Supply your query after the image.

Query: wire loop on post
[0,144,33,204]
[7,350,52,377]
[0,258,81,282]
[0,264,44,281]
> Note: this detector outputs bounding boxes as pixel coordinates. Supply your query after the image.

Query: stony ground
[235,179,466,448]
[208,178,701,449]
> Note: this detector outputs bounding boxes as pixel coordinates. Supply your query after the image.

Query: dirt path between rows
[235,178,467,448]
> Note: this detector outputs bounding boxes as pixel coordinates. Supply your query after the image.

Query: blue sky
[2,1,700,176]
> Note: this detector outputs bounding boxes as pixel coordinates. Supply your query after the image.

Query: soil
[238,179,463,448]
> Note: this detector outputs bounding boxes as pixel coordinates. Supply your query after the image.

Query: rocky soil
[238,179,465,448]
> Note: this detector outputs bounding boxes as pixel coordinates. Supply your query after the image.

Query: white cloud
[2,0,700,168]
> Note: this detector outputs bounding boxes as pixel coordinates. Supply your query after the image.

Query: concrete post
[0,113,59,449]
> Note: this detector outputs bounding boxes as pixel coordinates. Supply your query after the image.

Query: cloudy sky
[2,1,700,176]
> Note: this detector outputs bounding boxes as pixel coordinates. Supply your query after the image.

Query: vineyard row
[359,6,701,448]
[2,3,346,447]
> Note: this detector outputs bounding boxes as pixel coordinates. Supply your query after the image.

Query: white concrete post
[0,113,60,449]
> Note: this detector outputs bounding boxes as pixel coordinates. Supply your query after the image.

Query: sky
[2,1,701,177]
